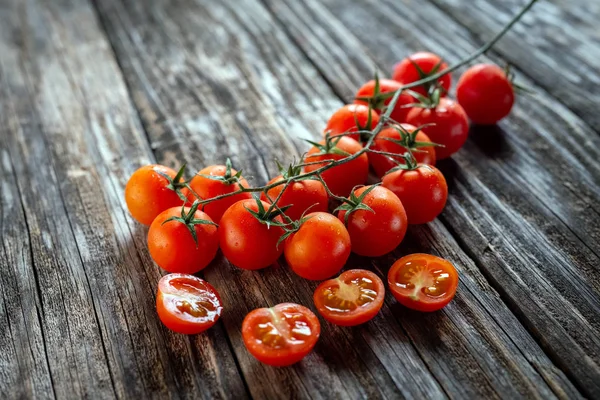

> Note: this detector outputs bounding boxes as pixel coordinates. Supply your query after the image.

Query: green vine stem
[176,0,537,212]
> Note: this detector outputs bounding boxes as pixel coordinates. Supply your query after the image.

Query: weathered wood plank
[0,0,247,398]
[261,0,600,396]
[94,0,583,397]
[428,0,600,132]
[0,146,54,400]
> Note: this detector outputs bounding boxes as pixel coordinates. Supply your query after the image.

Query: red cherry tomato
[313,269,385,326]
[324,104,380,142]
[188,164,252,222]
[261,176,328,221]
[369,124,436,177]
[456,63,515,124]
[388,254,458,312]
[382,165,447,225]
[156,273,223,334]
[304,137,368,197]
[219,199,284,270]
[337,186,407,257]
[284,212,351,280]
[392,52,451,96]
[125,164,186,225]
[242,303,320,366]
[148,206,219,274]
[406,98,469,160]
[354,79,415,123]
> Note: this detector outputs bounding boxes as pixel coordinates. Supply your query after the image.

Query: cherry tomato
[304,137,368,197]
[354,79,415,123]
[148,206,219,274]
[188,164,252,223]
[337,186,407,257]
[125,164,186,225]
[219,199,284,270]
[382,165,447,225]
[156,273,223,334]
[242,303,320,367]
[406,98,469,160]
[313,269,385,326]
[369,124,436,177]
[388,253,458,312]
[261,176,328,221]
[392,52,451,96]
[456,63,514,125]
[324,104,380,142]
[284,212,351,280]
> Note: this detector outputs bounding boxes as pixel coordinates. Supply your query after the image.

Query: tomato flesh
[314,269,384,326]
[242,303,320,366]
[388,254,458,312]
[156,274,223,335]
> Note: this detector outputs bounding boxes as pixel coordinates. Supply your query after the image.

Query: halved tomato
[313,269,385,326]
[388,254,458,312]
[242,303,320,367]
[156,274,223,334]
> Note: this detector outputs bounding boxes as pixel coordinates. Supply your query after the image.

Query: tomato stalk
[175,0,537,216]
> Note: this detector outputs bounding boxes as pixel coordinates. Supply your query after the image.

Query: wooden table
[1,0,598,398]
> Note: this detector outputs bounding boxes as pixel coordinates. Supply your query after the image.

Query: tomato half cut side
[156,273,223,335]
[313,269,385,326]
[388,254,458,312]
[242,303,320,367]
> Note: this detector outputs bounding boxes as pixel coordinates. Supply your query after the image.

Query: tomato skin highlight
[284,212,351,280]
[382,165,447,225]
[456,63,515,125]
[313,269,385,326]
[242,303,320,366]
[354,79,415,123]
[324,104,380,142]
[406,98,469,160]
[368,124,436,177]
[304,137,369,197]
[261,176,328,221]
[156,273,223,334]
[388,253,458,312]
[188,165,252,223]
[219,199,284,270]
[148,207,219,274]
[338,186,407,257]
[125,164,186,225]
[392,52,451,96]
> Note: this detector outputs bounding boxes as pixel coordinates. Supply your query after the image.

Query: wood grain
[261,0,600,396]
[0,0,247,398]
[93,0,583,397]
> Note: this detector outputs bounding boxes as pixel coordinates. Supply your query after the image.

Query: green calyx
[387,123,443,151]
[353,103,376,144]
[276,160,303,180]
[504,63,534,95]
[305,133,351,157]
[157,164,191,202]
[162,200,218,247]
[386,152,420,173]
[334,184,378,225]
[245,194,292,230]
[408,58,448,97]
[198,158,243,185]
[355,72,395,110]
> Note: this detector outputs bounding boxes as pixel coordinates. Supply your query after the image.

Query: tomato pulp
[242,303,320,366]
[156,274,223,334]
[388,254,458,312]
[313,269,385,326]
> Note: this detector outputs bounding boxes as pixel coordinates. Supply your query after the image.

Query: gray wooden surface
[0,0,598,398]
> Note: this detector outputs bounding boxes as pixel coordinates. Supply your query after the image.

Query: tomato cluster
[124,50,518,367]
